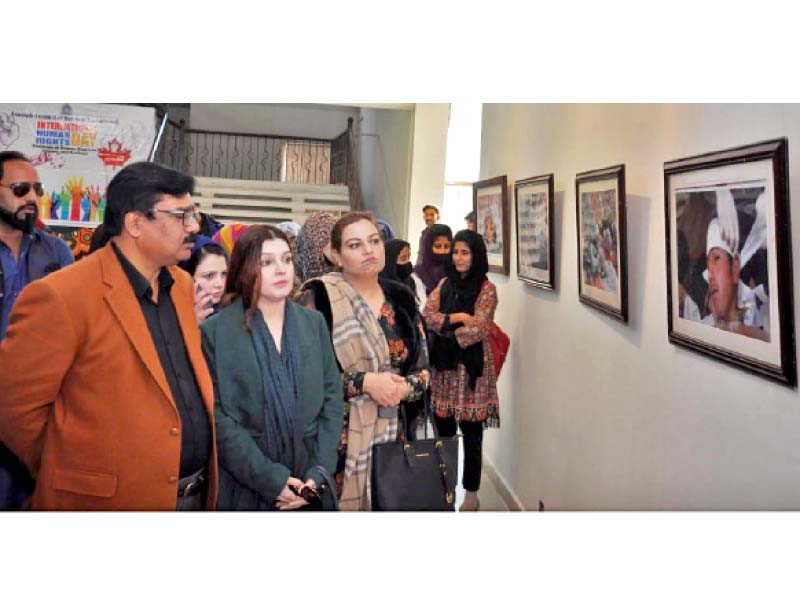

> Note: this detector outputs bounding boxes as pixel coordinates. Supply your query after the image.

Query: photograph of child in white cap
[676,185,770,342]
[665,137,794,386]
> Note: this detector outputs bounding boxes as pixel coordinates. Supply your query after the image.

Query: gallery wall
[480,104,800,509]
[406,103,450,256]
[356,107,415,239]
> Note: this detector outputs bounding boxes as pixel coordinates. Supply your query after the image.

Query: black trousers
[434,416,484,492]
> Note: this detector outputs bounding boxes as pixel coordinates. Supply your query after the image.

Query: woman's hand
[275,476,309,511]
[194,285,215,323]
[363,372,407,407]
[450,312,474,327]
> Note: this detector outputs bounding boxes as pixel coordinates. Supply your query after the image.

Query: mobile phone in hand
[288,484,319,502]
[196,282,214,310]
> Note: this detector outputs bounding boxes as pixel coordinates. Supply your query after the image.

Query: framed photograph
[473,175,510,275]
[515,173,555,290]
[664,138,795,386]
[575,164,628,322]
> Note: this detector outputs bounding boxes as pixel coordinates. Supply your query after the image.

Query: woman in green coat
[201,225,343,510]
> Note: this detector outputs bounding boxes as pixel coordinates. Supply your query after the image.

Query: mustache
[14,201,37,215]
[183,234,198,245]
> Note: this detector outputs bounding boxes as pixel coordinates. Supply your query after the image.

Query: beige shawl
[320,272,397,511]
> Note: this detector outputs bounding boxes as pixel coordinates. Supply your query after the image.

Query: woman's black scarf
[379,277,423,375]
[414,224,453,294]
[430,230,489,390]
[380,239,416,296]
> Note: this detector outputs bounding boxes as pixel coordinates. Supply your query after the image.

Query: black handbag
[313,465,339,511]
[370,402,459,511]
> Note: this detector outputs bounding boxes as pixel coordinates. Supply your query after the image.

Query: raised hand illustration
[0,113,20,148]
[50,190,61,219]
[88,185,101,221]
[60,187,71,221]
[66,176,84,221]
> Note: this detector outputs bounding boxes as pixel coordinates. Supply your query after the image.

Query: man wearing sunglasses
[0,150,74,510]
[0,161,218,510]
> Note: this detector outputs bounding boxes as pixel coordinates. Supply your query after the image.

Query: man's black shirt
[112,242,211,477]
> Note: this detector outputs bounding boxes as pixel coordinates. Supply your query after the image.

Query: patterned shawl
[295,212,338,283]
[319,272,397,511]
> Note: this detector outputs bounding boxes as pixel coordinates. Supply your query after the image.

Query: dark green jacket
[200,299,343,510]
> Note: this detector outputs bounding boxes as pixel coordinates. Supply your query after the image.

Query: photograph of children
[675,184,770,343]
[477,187,504,256]
[579,189,619,295]
[515,174,555,289]
[575,165,627,321]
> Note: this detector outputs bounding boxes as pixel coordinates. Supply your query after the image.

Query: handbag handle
[313,465,339,511]
[397,392,442,442]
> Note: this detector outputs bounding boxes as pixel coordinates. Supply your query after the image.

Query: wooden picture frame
[664,138,796,387]
[515,173,555,290]
[575,164,628,322]
[473,175,510,275]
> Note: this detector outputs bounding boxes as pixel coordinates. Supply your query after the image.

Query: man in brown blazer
[0,162,218,510]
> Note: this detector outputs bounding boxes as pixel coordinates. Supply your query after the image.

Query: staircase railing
[151,112,361,209]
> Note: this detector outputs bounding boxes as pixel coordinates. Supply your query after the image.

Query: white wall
[480,103,800,510]
[189,103,358,139]
[407,104,450,257]
[165,104,191,126]
[356,107,414,238]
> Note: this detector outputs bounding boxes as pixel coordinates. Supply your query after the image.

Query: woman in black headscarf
[423,229,500,512]
[414,224,453,295]
[380,239,426,308]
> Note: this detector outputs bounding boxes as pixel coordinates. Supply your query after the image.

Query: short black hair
[422,204,440,215]
[89,223,112,254]
[104,162,195,236]
[0,151,30,181]
[465,210,475,223]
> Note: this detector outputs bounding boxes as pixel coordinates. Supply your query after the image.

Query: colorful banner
[48,223,98,261]
[0,103,157,225]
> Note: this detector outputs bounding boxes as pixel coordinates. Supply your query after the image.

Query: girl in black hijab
[380,238,426,307]
[414,224,453,294]
[422,229,500,511]
[381,239,415,289]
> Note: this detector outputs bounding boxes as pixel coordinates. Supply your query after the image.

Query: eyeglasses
[147,207,202,227]
[0,181,45,198]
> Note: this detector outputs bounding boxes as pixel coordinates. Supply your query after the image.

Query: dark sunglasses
[0,181,45,198]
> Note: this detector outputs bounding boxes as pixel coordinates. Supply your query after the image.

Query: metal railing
[153,116,355,188]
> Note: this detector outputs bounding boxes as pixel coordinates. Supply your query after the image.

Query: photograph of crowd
[515,173,555,290]
[518,192,548,268]
[580,189,619,295]
[575,164,627,322]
